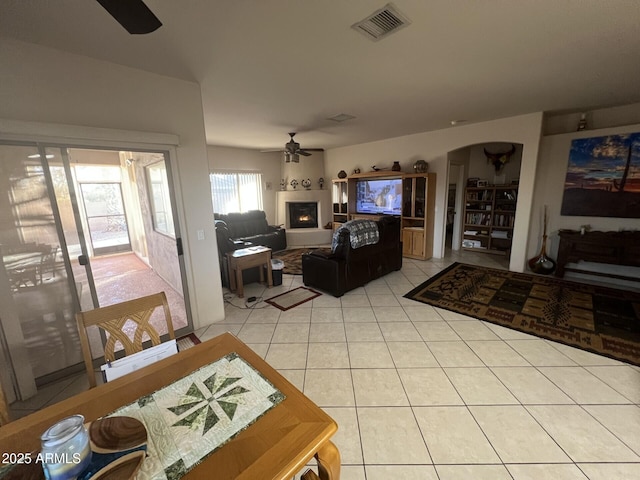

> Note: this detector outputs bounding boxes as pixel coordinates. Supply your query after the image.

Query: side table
[227,246,273,298]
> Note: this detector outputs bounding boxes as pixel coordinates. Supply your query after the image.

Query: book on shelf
[465,213,491,225]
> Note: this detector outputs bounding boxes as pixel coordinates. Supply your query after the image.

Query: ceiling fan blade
[297,150,312,156]
[96,0,162,34]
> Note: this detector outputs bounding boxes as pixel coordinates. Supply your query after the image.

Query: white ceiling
[2,0,640,150]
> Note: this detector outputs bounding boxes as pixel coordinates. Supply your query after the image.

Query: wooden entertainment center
[331,171,436,260]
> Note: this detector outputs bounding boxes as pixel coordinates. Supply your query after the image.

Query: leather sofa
[214,210,286,288]
[302,216,402,297]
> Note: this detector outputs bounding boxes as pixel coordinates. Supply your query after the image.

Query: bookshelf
[462,185,518,256]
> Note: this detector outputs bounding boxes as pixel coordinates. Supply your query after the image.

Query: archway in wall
[444,142,523,265]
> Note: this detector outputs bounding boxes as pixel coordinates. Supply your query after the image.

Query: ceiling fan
[274,133,324,163]
[96,0,162,34]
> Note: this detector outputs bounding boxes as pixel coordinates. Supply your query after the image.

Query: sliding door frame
[0,130,193,396]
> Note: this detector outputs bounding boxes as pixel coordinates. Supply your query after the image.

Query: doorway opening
[443,142,522,266]
[79,180,131,256]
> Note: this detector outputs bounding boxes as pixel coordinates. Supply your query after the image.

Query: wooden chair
[76,292,175,388]
[0,382,11,426]
[37,245,59,283]
[301,469,320,480]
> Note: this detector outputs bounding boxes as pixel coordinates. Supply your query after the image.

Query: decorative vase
[413,160,428,173]
[528,206,556,275]
[337,170,347,179]
[302,178,311,189]
[392,161,401,171]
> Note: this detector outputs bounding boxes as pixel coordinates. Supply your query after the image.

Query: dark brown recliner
[302,216,402,297]
[214,210,286,252]
[214,210,286,288]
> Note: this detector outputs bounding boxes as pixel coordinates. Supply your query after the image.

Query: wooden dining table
[0,333,340,480]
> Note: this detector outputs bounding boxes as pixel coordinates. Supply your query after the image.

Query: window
[210,172,263,214]
[146,161,175,237]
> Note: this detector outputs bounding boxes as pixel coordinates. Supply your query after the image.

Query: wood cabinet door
[402,229,413,256]
[411,230,424,257]
[403,229,425,258]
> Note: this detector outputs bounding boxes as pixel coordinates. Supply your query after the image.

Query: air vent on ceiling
[328,113,356,123]
[351,3,410,42]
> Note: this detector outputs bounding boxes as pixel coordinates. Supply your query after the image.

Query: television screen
[355,178,403,215]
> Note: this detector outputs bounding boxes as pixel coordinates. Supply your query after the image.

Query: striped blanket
[332,219,379,251]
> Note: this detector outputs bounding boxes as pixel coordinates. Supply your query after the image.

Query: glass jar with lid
[40,414,92,480]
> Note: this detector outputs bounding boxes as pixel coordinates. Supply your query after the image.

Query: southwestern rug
[265,286,322,311]
[404,262,640,366]
[273,248,331,275]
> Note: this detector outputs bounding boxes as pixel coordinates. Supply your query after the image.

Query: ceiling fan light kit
[284,151,300,163]
[271,133,324,162]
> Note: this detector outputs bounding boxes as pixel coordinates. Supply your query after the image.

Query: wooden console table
[555,230,640,280]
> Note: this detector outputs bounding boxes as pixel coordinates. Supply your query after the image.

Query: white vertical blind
[210,172,263,214]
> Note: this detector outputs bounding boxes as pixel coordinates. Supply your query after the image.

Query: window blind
[210,172,263,214]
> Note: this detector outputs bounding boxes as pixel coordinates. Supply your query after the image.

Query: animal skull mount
[484,144,516,173]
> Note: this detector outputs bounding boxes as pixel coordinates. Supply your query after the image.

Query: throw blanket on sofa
[332,219,380,251]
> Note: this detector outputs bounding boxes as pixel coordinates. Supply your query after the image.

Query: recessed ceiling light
[327,113,356,123]
[27,154,54,159]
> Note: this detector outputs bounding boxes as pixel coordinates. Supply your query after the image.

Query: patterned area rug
[265,287,322,311]
[405,262,640,366]
[272,248,331,275]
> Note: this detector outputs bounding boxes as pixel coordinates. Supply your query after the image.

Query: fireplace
[276,190,332,246]
[288,202,318,229]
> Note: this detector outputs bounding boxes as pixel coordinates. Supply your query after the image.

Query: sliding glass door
[0,141,191,401]
[0,143,91,401]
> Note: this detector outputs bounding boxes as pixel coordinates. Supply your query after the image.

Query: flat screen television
[355,178,403,215]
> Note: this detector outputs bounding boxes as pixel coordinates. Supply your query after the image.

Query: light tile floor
[11,250,640,480]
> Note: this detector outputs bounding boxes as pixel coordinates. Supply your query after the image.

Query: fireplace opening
[288,202,318,229]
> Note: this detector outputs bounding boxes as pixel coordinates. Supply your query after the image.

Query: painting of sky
[563,133,640,192]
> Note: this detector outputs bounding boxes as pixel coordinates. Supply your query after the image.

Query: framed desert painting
[560,132,640,218]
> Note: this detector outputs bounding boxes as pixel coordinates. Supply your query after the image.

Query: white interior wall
[207,145,281,224]
[530,122,640,260]
[280,151,326,196]
[325,113,544,272]
[0,39,223,329]
[468,143,523,183]
[544,102,640,136]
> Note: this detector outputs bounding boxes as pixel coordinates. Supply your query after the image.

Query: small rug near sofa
[265,286,322,311]
[272,248,331,275]
[404,262,640,366]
